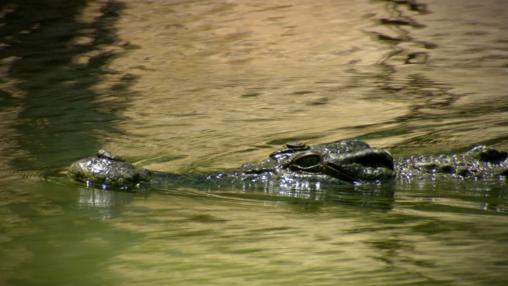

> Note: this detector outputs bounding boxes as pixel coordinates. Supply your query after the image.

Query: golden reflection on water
[75,0,508,173]
[99,0,412,171]
[1,0,508,173]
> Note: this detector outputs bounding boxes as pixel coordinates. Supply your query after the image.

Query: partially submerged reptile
[68,139,508,191]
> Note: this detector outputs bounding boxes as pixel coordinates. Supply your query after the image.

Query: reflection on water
[1,0,508,285]
[78,187,138,219]
[105,190,508,286]
[4,182,507,285]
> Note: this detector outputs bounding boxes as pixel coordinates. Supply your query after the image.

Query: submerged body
[68,139,508,191]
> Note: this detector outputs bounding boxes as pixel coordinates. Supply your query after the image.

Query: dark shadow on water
[0,0,137,175]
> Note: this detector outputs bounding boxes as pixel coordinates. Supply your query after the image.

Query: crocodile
[68,139,508,191]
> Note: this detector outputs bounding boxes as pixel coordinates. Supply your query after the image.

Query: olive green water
[1,0,508,285]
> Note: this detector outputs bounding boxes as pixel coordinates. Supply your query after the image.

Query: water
[1,0,508,285]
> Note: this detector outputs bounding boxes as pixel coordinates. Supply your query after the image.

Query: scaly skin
[67,140,508,191]
[395,145,508,182]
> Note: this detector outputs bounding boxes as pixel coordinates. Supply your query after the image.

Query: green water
[1,0,508,285]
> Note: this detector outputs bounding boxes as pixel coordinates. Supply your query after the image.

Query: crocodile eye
[287,151,322,172]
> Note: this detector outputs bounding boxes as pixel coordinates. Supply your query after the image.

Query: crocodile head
[68,140,395,189]
[68,149,149,188]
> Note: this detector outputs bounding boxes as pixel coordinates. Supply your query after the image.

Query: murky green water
[1,0,508,285]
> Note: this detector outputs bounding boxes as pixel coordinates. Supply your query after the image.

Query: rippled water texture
[1,0,508,285]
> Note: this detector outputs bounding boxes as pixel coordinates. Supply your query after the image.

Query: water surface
[1,0,508,285]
